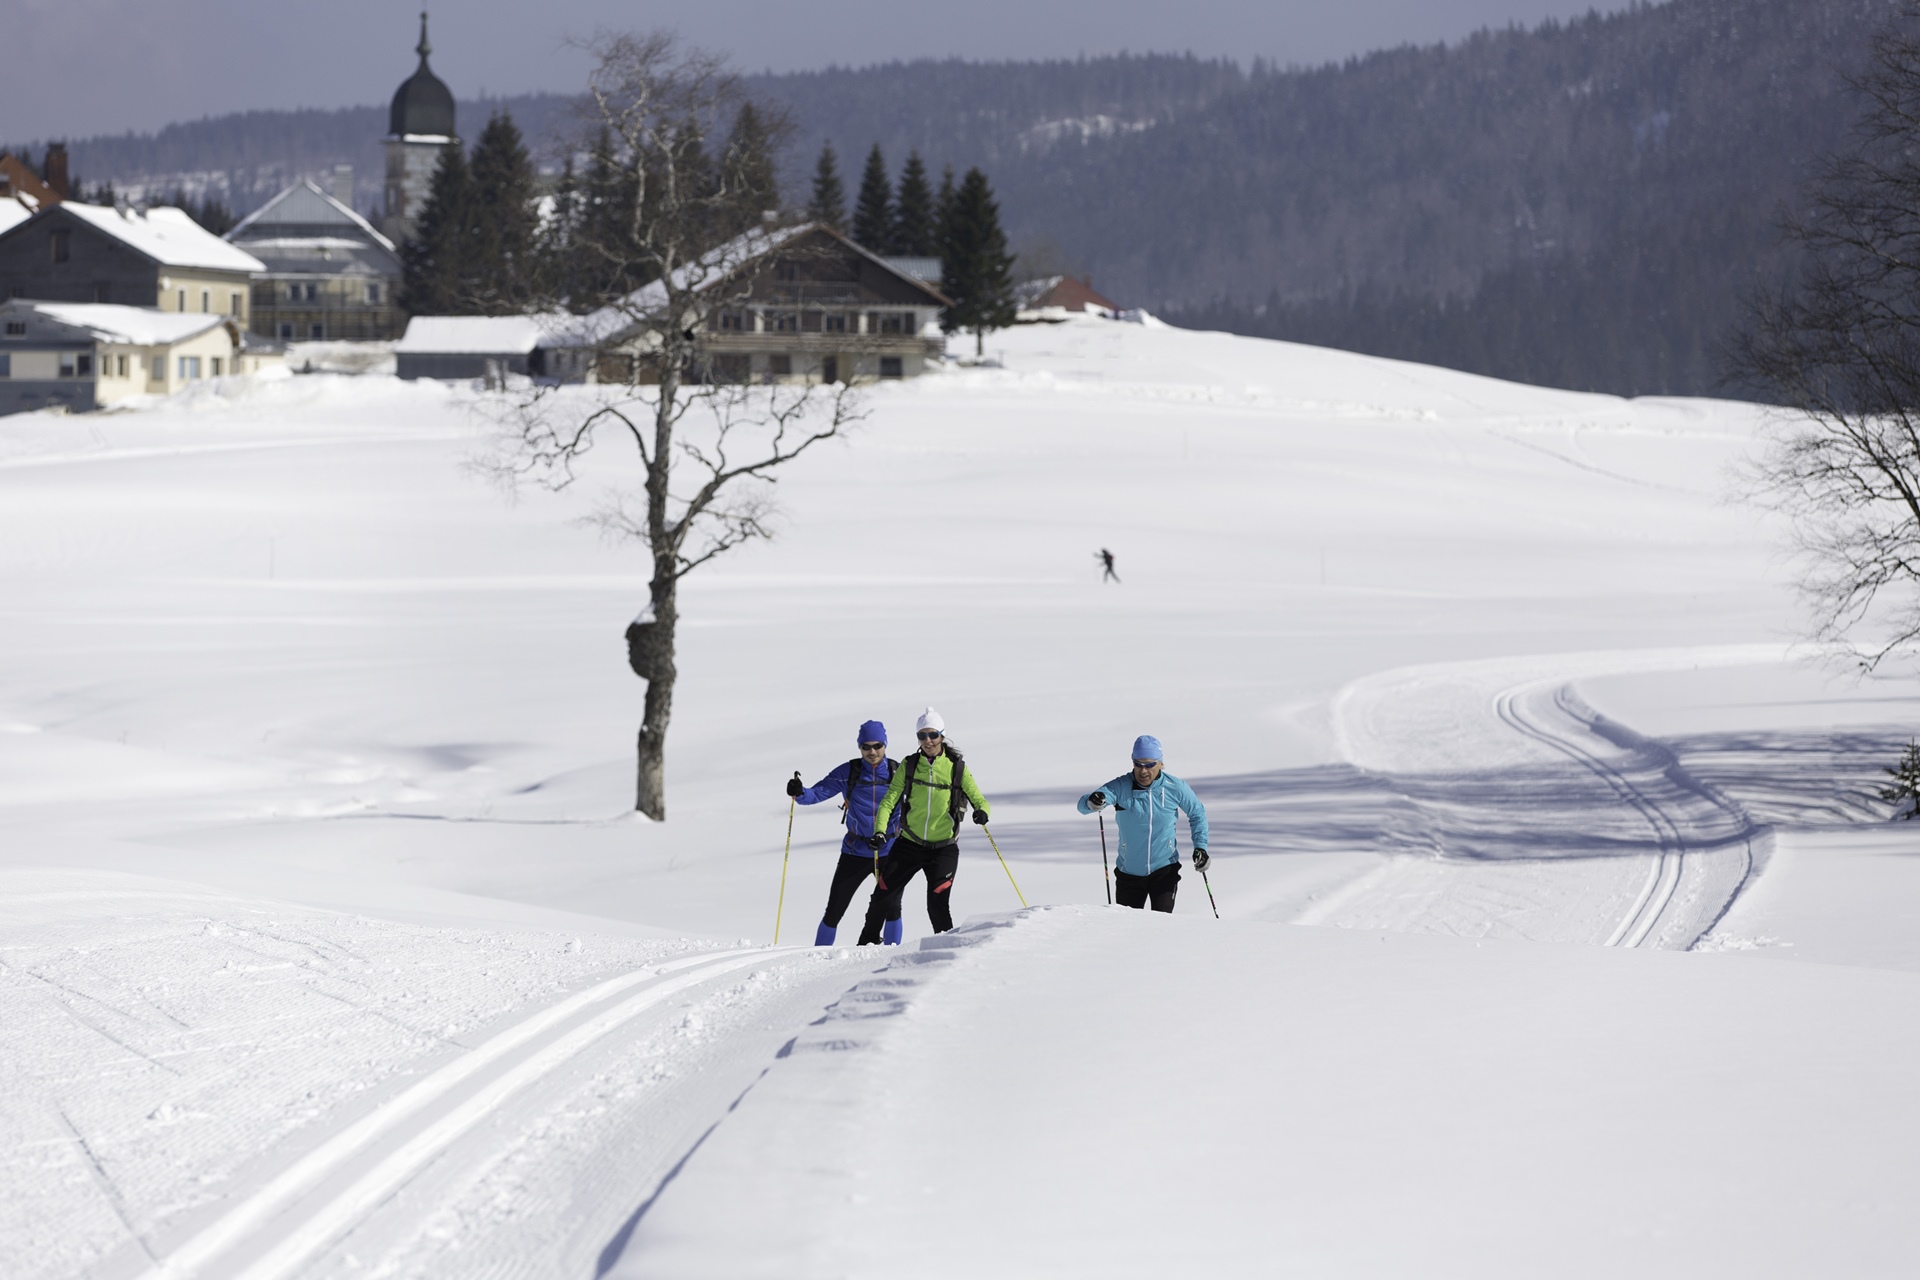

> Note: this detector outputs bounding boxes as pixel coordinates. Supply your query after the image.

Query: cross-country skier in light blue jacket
[1076,734,1209,912]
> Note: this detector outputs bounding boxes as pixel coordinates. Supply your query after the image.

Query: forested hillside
[14,0,1906,395]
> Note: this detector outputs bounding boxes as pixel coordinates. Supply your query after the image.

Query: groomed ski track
[100,941,887,1280]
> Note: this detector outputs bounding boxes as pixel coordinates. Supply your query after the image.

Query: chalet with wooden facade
[595,222,949,385]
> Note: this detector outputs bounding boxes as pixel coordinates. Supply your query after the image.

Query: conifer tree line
[807,141,1015,352]
[401,113,1017,351]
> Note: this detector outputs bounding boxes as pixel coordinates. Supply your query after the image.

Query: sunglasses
[1132,759,1162,769]
[859,742,886,751]
[917,730,944,741]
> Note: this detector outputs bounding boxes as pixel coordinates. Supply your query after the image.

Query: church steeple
[383,10,458,242]
[416,11,431,64]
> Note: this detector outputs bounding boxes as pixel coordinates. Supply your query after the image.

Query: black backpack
[898,746,969,828]
[840,754,898,825]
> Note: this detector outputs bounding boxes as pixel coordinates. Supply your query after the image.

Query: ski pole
[774,772,799,943]
[1098,812,1112,905]
[980,823,1028,908]
[1198,863,1219,919]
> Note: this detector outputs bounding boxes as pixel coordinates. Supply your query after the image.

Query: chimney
[332,164,354,208]
[44,143,69,200]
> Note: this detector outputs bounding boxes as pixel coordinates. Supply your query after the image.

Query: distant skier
[1097,548,1120,583]
[786,720,905,946]
[858,707,992,943]
[1078,735,1209,912]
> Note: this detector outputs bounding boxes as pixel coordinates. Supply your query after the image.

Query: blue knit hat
[1132,734,1164,762]
[858,719,888,746]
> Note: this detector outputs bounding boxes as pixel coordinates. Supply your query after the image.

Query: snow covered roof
[3,300,228,345]
[0,197,31,237]
[608,222,949,323]
[54,204,265,274]
[227,180,395,252]
[396,316,546,355]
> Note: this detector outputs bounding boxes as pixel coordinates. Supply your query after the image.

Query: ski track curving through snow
[1317,648,1774,948]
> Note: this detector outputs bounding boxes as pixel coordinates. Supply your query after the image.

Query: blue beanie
[1132,734,1164,762]
[858,719,888,746]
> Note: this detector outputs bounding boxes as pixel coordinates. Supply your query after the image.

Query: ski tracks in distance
[1316,648,1774,948]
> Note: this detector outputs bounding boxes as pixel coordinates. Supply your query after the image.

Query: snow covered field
[5,316,1919,1277]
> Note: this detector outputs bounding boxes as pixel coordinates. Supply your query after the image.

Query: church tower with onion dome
[382,11,458,244]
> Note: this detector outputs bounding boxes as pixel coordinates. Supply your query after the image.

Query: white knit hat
[916,706,945,733]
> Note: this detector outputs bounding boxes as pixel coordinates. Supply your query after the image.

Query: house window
[230,292,243,316]
[178,355,201,379]
[177,290,186,311]
[288,284,301,302]
[201,290,210,313]
[3,321,24,336]
[821,355,838,385]
[824,313,847,333]
[0,354,10,377]
[767,311,798,332]
[769,354,792,377]
[366,283,381,304]
[50,230,70,263]
[868,312,910,335]
[305,283,319,302]
[210,357,222,376]
[116,354,128,377]
[880,356,904,379]
[714,310,748,332]
[309,322,324,340]
[77,353,93,376]
[774,259,798,282]
[151,354,166,380]
[59,353,76,377]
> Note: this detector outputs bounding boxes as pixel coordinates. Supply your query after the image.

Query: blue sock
[814,922,836,947]
[882,918,903,946]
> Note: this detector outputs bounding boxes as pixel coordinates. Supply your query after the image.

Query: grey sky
[10,0,1630,142]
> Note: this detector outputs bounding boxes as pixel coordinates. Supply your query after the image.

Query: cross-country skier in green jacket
[857,706,991,943]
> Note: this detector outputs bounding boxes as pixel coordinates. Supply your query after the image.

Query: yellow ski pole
[775,771,798,943]
[980,823,1027,908]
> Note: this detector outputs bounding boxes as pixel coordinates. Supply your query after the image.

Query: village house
[1016,274,1119,318]
[596,222,950,385]
[0,202,264,321]
[227,176,403,341]
[0,299,241,417]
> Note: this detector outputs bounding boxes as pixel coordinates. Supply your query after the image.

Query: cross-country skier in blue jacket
[1076,735,1210,912]
[787,720,907,946]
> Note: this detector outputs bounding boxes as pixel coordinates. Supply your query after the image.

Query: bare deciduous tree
[484,32,861,819]
[1730,6,1920,666]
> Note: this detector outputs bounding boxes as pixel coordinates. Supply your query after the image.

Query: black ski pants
[1115,861,1180,913]
[858,836,959,943]
[821,852,881,928]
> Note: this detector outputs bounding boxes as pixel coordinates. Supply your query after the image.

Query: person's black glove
[1088,790,1108,809]
[1191,848,1210,872]
[786,776,804,798]
[972,808,990,825]
[864,832,885,851]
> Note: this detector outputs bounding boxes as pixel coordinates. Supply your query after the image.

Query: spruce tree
[891,151,936,256]
[467,112,540,311]
[852,144,892,251]
[400,142,474,315]
[939,167,1017,357]
[722,103,780,238]
[807,143,845,231]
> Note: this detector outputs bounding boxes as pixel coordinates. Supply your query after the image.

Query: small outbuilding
[395,316,544,381]
[1016,275,1119,317]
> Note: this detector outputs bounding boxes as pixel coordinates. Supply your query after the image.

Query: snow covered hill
[5,316,1920,1277]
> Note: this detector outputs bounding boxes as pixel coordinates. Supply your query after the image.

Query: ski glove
[1191,849,1210,872]
[786,776,804,798]
[864,833,886,852]
[1088,790,1108,808]
[971,808,990,825]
